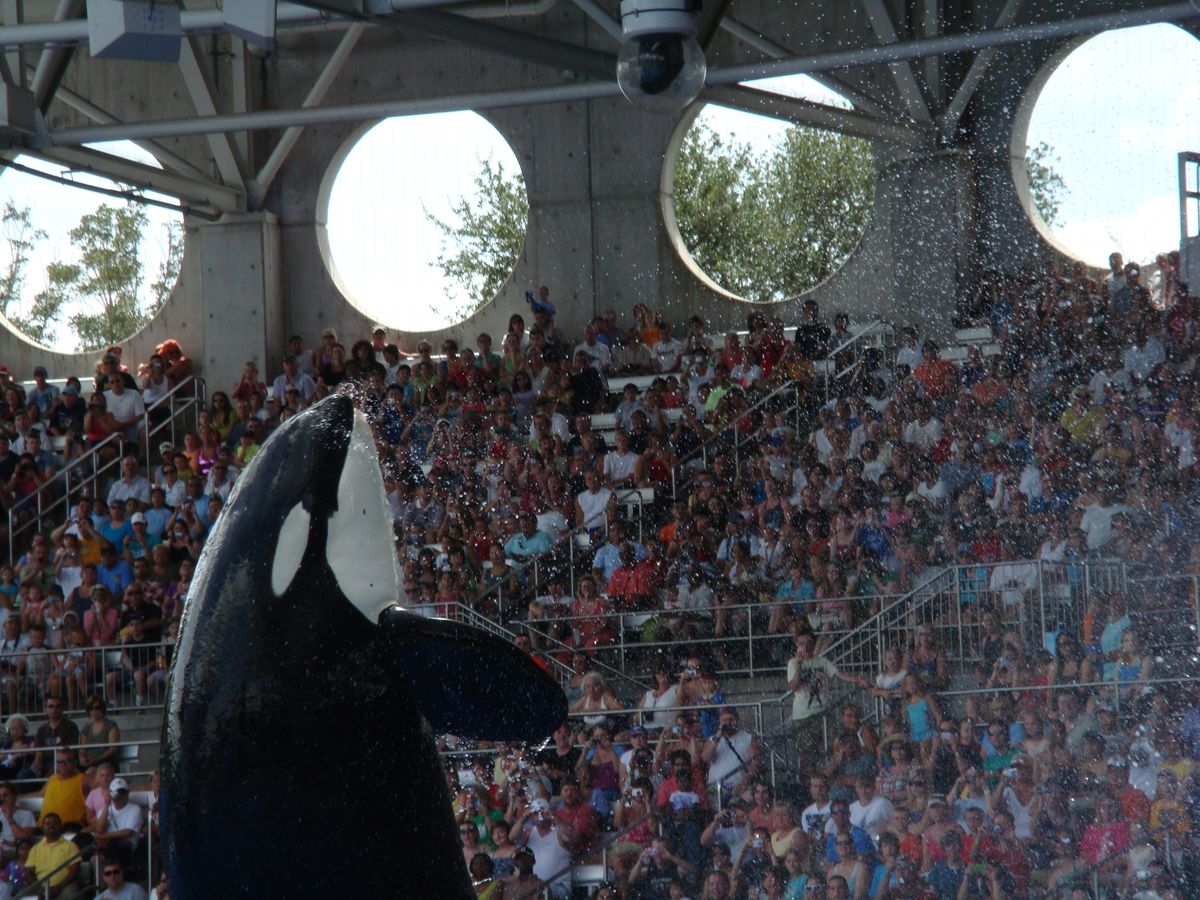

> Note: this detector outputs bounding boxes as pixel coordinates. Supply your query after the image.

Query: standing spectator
[102,375,145,445]
[794,300,831,360]
[700,707,759,796]
[27,367,59,416]
[787,627,868,772]
[271,354,316,406]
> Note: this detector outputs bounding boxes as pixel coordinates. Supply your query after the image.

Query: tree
[0,202,48,339]
[426,159,529,318]
[1025,140,1069,227]
[672,120,875,303]
[37,203,151,351]
[151,221,185,310]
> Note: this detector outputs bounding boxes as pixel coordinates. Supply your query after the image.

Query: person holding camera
[628,835,693,900]
[575,725,621,819]
[701,707,760,797]
[731,825,776,898]
[511,797,572,898]
[609,777,656,888]
[700,798,750,859]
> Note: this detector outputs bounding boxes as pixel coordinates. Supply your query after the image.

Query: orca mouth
[271,397,405,620]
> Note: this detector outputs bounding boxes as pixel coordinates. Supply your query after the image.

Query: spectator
[700,707,759,796]
[271,354,316,406]
[24,813,80,899]
[102,374,145,444]
[93,777,142,868]
[27,367,58,417]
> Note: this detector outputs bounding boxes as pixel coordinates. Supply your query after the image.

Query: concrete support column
[196,213,284,397]
[881,149,975,337]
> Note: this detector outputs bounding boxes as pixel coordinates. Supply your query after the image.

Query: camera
[616,0,706,113]
[720,723,737,737]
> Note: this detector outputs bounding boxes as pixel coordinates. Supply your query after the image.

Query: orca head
[265,393,403,622]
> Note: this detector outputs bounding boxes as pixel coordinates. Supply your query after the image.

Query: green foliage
[426,159,529,317]
[1025,140,1069,227]
[47,203,151,351]
[151,221,185,311]
[0,201,179,351]
[0,202,48,339]
[672,120,875,303]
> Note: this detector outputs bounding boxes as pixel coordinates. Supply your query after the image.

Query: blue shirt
[825,826,877,865]
[925,860,966,899]
[97,559,134,597]
[144,507,172,539]
[504,530,553,561]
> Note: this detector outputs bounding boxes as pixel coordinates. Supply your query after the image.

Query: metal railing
[0,639,174,715]
[820,320,896,402]
[772,557,1124,750]
[6,376,206,563]
[525,590,904,681]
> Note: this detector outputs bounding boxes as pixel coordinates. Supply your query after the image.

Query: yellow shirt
[27,836,80,887]
[41,772,87,828]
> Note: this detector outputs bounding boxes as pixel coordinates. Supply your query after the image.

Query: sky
[0,141,181,351]
[1,23,1197,346]
[1025,23,1200,266]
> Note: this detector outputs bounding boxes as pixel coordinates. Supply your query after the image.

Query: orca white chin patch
[327,409,404,621]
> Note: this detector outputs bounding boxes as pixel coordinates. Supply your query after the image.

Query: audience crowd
[0,250,1197,897]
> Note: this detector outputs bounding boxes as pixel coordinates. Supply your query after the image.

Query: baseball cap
[0,366,10,376]
[373,325,387,335]
[130,513,146,525]
[62,385,79,396]
[109,778,129,795]
[529,798,550,813]
[159,441,175,454]
[629,725,647,736]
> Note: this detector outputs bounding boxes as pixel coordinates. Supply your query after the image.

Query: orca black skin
[161,394,566,898]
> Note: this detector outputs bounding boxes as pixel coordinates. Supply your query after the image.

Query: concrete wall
[0,0,1173,379]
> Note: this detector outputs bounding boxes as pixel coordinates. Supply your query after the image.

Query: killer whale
[161,394,566,898]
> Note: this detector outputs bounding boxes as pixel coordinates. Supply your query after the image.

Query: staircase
[7,376,206,562]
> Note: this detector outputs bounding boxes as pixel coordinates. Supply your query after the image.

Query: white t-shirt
[97,884,147,900]
[850,794,894,838]
[638,685,678,731]
[801,800,831,837]
[707,730,755,789]
[576,488,612,529]
[104,389,145,425]
[788,656,838,721]
[651,338,684,372]
[106,801,144,844]
[602,451,639,484]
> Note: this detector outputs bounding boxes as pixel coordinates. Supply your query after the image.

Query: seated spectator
[24,813,80,899]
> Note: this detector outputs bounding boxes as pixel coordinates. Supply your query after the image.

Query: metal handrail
[17,838,92,900]
[6,375,206,563]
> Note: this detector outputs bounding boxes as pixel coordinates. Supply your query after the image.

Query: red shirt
[555,800,600,852]
[977,836,1030,890]
[655,771,709,815]
[914,358,959,400]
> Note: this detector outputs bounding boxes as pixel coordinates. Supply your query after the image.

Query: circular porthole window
[1015,23,1200,267]
[665,74,875,303]
[321,111,529,333]
[0,141,184,352]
